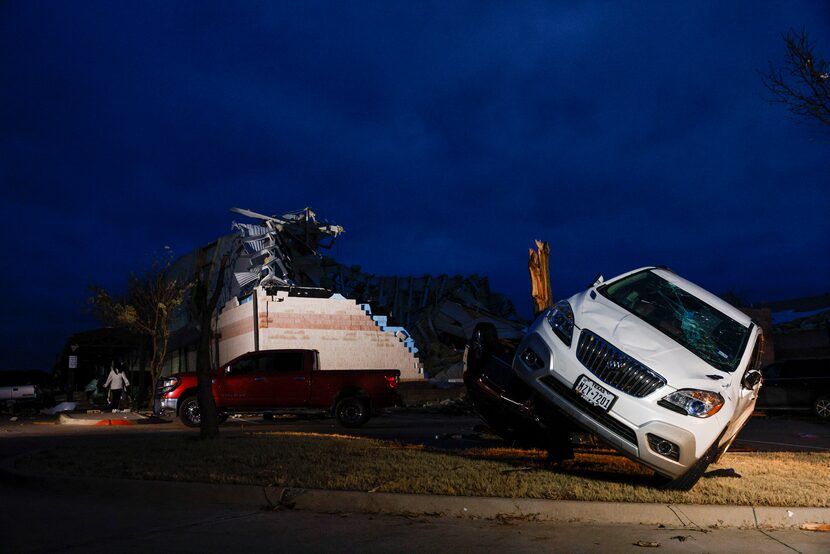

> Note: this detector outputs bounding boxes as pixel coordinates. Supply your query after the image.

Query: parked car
[156,349,401,428]
[466,267,764,490]
[0,383,41,414]
[756,359,830,419]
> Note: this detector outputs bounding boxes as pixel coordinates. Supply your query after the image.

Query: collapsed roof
[169,207,523,377]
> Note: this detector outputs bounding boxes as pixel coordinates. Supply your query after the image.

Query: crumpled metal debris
[172,207,523,379]
[41,402,76,415]
[230,208,524,378]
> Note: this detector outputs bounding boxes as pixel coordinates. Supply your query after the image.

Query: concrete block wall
[216,295,257,367]
[216,288,423,380]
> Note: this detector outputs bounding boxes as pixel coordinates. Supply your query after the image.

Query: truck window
[227,356,257,375]
[260,351,304,372]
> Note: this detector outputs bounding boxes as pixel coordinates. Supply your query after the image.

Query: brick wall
[216,288,423,380]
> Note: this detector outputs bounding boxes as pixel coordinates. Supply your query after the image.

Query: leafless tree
[762,29,830,130]
[90,255,190,409]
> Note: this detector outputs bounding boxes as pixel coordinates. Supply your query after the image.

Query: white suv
[513,267,764,490]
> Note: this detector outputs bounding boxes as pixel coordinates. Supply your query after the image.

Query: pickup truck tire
[335,397,369,428]
[179,395,201,428]
[180,396,229,427]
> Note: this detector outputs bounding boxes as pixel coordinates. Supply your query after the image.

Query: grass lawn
[17,432,830,506]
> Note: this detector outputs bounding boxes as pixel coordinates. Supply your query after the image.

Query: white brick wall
[216,288,423,380]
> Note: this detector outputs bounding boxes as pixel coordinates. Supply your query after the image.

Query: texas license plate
[574,375,616,411]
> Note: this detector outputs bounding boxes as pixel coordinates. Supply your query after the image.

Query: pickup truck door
[257,350,311,407]
[216,355,260,408]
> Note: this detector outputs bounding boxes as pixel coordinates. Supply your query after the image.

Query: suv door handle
[293,376,306,381]
[254,377,266,382]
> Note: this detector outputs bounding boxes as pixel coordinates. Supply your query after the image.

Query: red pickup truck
[156,349,401,428]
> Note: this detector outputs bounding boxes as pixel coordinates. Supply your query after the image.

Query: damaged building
[161,207,523,382]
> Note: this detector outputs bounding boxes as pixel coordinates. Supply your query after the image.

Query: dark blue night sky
[2,1,829,371]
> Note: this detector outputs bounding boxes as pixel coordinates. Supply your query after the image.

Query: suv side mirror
[591,274,604,288]
[742,369,762,389]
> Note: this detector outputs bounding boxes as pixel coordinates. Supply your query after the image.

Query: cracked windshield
[601,271,751,372]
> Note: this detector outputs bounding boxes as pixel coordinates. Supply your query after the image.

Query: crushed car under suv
[467,267,765,491]
[517,267,765,489]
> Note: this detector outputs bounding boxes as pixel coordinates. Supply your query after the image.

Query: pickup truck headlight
[546,300,575,346]
[660,389,724,418]
[157,376,181,395]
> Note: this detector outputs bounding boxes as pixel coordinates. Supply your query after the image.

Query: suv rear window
[599,270,751,372]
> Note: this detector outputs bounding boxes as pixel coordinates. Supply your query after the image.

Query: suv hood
[571,289,734,388]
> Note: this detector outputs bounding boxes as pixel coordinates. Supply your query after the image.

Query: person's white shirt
[104,369,130,390]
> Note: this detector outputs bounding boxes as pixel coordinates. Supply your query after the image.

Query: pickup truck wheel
[335,397,369,428]
[814,396,830,419]
[179,395,201,428]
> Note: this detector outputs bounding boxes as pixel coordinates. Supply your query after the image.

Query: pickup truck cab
[157,349,401,428]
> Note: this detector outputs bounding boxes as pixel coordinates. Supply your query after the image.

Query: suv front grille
[576,330,666,398]
[540,375,638,446]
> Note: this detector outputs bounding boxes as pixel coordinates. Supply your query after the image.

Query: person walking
[104,363,130,412]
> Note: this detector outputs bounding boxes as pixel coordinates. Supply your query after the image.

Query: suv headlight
[546,300,575,346]
[157,376,181,395]
[660,389,724,418]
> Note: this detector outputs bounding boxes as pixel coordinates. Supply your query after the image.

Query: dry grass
[18,432,830,506]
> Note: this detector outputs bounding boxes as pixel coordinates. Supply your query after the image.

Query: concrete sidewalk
[3,456,828,531]
[58,411,151,426]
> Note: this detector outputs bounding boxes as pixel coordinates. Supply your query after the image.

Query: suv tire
[658,438,723,491]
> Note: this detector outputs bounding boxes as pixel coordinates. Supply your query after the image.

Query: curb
[95,419,135,426]
[2,457,827,529]
[280,489,830,529]
[58,413,144,426]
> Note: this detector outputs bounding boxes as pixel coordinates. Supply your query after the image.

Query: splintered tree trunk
[528,240,553,316]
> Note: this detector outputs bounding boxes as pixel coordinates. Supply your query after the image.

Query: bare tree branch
[89,253,191,408]
[762,29,830,130]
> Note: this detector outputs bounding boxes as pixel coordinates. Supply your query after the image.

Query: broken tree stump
[528,240,553,316]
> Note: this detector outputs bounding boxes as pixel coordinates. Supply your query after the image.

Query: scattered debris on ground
[420,396,474,415]
[40,402,76,415]
[801,523,830,532]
